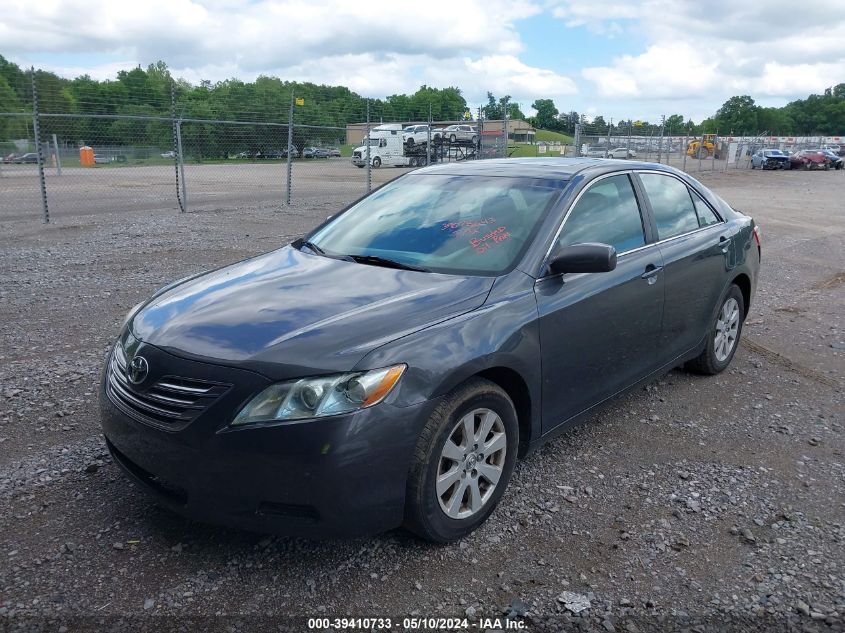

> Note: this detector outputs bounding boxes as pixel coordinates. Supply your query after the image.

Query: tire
[450,134,457,143]
[372,157,381,168]
[404,378,519,543]
[685,284,745,375]
[406,138,415,147]
[408,157,418,167]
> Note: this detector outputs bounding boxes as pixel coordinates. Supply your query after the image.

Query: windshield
[307,174,564,275]
[764,150,784,156]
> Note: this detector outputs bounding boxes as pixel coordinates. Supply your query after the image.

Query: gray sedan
[102,158,760,542]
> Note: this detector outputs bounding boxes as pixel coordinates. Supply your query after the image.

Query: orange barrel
[79,146,94,167]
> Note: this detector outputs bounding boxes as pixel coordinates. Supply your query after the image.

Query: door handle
[719,235,732,252]
[641,264,663,284]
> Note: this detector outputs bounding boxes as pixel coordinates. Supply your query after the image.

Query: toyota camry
[100,158,760,542]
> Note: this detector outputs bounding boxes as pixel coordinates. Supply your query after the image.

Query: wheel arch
[731,272,752,318]
[474,366,533,456]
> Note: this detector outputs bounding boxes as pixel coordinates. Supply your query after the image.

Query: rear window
[639,173,700,240]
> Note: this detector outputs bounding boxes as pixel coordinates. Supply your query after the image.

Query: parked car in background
[13,153,38,164]
[403,124,431,146]
[437,125,479,144]
[821,144,844,156]
[101,157,759,542]
[3,152,21,163]
[789,150,833,170]
[820,149,844,169]
[327,148,342,157]
[608,147,637,159]
[583,146,608,158]
[751,149,790,170]
[94,154,111,164]
[160,150,176,159]
[302,147,330,158]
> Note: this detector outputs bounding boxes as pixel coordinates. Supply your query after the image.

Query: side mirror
[549,243,617,275]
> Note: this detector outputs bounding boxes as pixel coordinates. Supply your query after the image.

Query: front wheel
[685,284,745,375]
[372,156,381,168]
[404,378,518,543]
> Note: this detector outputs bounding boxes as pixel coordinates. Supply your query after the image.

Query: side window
[557,174,645,254]
[690,189,721,227]
[639,173,700,240]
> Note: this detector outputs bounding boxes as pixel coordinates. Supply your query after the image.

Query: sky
[2,0,844,123]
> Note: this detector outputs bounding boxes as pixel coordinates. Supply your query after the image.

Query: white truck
[351,124,432,168]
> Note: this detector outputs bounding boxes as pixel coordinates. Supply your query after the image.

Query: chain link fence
[2,72,841,223]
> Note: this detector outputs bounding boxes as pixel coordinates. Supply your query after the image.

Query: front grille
[106,343,231,429]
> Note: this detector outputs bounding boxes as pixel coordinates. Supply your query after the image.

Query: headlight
[232,364,406,425]
[121,301,145,330]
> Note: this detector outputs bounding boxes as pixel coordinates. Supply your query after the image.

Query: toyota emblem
[127,355,149,384]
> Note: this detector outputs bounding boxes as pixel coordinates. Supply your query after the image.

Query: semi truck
[351,124,434,168]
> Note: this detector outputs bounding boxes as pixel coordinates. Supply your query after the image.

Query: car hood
[130,246,493,377]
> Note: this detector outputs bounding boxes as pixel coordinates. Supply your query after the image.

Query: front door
[535,173,665,433]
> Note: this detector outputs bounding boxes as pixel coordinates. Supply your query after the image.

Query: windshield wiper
[298,240,325,255]
[349,255,431,272]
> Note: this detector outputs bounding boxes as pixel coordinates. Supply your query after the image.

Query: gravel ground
[0,167,843,632]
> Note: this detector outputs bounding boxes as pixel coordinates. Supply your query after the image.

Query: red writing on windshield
[442,217,496,231]
[471,227,511,254]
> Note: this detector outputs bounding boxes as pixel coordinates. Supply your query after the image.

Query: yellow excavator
[687,134,723,159]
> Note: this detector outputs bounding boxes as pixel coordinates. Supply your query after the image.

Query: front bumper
[100,341,438,538]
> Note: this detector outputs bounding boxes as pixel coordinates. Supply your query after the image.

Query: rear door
[635,171,731,361]
[535,173,665,432]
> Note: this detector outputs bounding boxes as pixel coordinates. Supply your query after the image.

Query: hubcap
[436,408,506,520]
[714,297,740,362]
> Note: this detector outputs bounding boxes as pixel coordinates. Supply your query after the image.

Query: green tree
[530,99,559,130]
[715,95,759,134]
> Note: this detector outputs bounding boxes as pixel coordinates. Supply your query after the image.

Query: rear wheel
[685,284,745,375]
[450,134,457,143]
[408,156,418,167]
[404,378,518,543]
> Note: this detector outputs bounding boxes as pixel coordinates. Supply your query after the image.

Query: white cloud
[554,0,845,118]
[1,0,576,108]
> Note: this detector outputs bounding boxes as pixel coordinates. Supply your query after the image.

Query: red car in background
[789,150,834,170]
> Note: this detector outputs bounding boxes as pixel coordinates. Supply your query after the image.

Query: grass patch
[534,129,574,143]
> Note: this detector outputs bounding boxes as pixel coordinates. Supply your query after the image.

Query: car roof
[413,157,677,180]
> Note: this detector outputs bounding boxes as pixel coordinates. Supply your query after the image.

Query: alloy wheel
[436,408,506,520]
[714,297,740,362]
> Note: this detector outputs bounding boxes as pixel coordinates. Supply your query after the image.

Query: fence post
[574,123,582,157]
[698,134,704,171]
[426,102,432,166]
[286,90,294,206]
[710,128,719,171]
[626,119,632,159]
[502,96,509,158]
[31,68,49,224]
[175,119,188,211]
[477,107,484,160]
[170,82,186,213]
[365,99,371,193]
[657,115,665,163]
[604,119,612,158]
[52,133,62,176]
[682,131,688,172]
